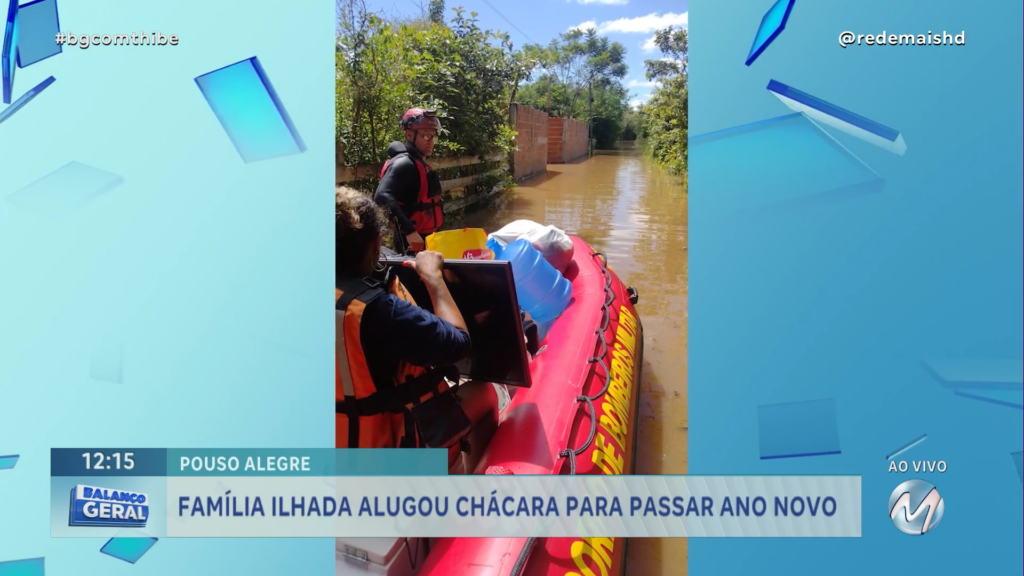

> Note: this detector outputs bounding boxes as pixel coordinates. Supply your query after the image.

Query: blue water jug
[486,237,504,260]
[499,238,572,326]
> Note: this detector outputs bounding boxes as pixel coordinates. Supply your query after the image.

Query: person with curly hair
[335,187,497,471]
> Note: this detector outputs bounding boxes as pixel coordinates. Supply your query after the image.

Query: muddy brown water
[454,155,689,575]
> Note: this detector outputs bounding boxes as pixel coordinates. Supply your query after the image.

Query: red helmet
[401,108,442,132]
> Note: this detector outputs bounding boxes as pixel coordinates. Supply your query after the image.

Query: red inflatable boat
[418,235,644,576]
[335,236,642,576]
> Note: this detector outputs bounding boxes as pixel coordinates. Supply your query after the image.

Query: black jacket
[373,142,440,235]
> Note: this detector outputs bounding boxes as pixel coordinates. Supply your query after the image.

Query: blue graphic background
[691,0,1023,575]
[194,57,307,164]
[15,0,61,68]
[100,537,158,565]
[0,0,334,573]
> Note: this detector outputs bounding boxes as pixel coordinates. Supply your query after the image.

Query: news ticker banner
[51,449,862,538]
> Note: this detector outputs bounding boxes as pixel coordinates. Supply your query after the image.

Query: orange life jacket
[380,153,443,235]
[335,275,456,448]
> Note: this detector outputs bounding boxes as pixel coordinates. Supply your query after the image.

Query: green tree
[644,26,687,81]
[524,28,628,119]
[428,0,445,24]
[589,82,630,148]
[639,26,687,177]
[514,74,563,114]
[621,107,642,141]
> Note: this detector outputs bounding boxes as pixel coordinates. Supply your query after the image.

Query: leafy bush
[336,1,534,166]
[639,26,688,178]
[336,3,407,166]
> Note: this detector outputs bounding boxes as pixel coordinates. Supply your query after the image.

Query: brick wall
[547,117,589,163]
[510,103,549,181]
[510,106,589,173]
[547,117,564,165]
[562,117,589,162]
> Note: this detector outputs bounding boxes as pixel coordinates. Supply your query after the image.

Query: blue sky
[364,0,688,106]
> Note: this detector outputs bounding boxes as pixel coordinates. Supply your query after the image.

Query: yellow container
[426,228,494,260]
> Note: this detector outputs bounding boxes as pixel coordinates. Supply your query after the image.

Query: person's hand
[405,232,425,252]
[403,250,444,284]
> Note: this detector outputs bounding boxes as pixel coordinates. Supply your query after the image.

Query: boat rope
[558,251,616,474]
[511,252,617,576]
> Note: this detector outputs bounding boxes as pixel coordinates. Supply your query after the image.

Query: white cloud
[629,98,645,109]
[628,79,660,88]
[570,20,598,32]
[596,12,687,34]
[642,35,658,52]
[572,0,628,4]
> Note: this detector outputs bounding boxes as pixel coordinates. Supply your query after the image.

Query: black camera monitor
[382,258,532,388]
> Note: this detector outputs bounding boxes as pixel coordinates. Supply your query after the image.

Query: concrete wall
[510,103,549,181]
[547,117,589,164]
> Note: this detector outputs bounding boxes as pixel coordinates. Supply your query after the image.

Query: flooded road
[456,154,689,575]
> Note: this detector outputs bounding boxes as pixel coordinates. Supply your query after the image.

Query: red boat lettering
[568,305,639,575]
[461,249,489,260]
[589,306,640,476]
[567,537,615,576]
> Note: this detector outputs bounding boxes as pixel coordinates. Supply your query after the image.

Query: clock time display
[82,451,136,471]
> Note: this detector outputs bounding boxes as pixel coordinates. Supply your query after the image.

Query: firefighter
[373,108,445,253]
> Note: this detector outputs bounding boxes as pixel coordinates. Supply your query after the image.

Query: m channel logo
[889,479,944,535]
[69,484,149,528]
